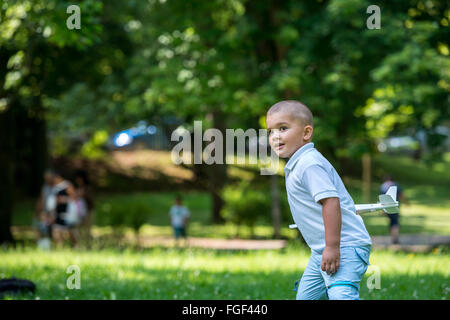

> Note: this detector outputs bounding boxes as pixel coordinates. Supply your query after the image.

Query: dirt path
[370,234,450,252]
[134,234,450,251]
[136,236,287,250]
[12,226,450,252]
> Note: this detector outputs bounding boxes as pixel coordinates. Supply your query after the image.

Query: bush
[105,203,127,236]
[126,202,149,236]
[95,200,149,238]
[221,182,271,237]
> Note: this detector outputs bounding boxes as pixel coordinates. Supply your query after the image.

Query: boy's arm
[301,165,341,275]
[320,197,341,275]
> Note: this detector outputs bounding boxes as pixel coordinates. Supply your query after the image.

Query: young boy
[266,100,372,300]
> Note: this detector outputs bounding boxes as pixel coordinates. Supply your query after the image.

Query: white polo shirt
[169,205,190,228]
[284,142,372,251]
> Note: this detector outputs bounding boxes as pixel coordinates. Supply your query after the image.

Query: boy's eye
[280,126,287,131]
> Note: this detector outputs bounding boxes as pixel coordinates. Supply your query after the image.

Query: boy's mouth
[275,143,285,150]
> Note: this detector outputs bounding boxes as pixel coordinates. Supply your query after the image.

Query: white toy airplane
[288,186,399,229]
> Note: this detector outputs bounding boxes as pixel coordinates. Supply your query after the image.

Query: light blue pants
[295,246,371,300]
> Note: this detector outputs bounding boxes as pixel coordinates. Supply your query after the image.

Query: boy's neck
[289,141,313,159]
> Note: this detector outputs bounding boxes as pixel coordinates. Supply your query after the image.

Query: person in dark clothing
[380,175,409,244]
[51,171,78,247]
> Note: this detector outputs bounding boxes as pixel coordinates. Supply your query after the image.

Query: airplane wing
[289,186,399,228]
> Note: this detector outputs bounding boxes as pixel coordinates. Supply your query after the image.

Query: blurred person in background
[380,175,409,245]
[34,169,56,250]
[169,195,190,246]
[50,171,79,247]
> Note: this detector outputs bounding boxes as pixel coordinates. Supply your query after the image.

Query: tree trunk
[0,106,15,244]
[15,105,47,197]
[211,187,225,223]
[209,109,227,224]
[29,105,48,196]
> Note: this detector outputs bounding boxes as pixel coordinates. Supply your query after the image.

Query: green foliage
[126,202,149,234]
[1,0,448,159]
[80,130,108,159]
[221,182,270,234]
[96,200,148,231]
[96,202,126,235]
[0,0,139,159]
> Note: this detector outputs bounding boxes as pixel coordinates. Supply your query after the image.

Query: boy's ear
[304,125,313,140]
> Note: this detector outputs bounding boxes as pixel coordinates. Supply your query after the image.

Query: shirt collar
[284,142,314,175]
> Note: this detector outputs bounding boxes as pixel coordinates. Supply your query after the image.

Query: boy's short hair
[267,100,313,127]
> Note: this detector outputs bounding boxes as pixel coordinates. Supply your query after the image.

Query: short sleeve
[183,207,190,217]
[302,165,339,203]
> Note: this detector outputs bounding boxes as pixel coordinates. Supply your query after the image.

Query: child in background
[169,195,190,246]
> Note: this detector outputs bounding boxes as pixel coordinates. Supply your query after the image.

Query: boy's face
[266,111,313,158]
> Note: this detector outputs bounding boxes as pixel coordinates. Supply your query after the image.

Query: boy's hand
[321,246,340,275]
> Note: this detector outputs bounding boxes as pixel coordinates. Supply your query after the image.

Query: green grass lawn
[1,244,448,300]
